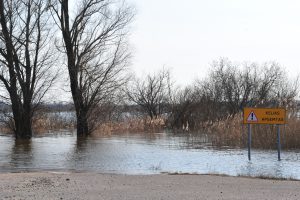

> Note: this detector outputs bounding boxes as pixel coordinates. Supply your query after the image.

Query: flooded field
[0,132,300,179]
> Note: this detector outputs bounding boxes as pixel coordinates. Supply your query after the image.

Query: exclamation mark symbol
[251,113,254,121]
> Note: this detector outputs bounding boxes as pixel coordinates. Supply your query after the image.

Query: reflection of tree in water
[76,136,89,153]
[10,139,33,169]
[137,132,159,142]
[66,137,90,170]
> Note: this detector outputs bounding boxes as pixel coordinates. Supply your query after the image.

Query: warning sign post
[243,108,286,125]
[243,107,286,161]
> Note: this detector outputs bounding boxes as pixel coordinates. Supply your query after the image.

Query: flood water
[1,132,300,179]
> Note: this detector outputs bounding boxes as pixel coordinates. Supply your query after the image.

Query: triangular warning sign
[247,111,258,122]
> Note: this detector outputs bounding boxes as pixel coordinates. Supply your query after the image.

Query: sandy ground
[0,172,299,200]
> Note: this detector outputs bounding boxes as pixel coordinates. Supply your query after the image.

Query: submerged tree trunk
[76,111,89,136]
[9,94,33,139]
[21,108,33,139]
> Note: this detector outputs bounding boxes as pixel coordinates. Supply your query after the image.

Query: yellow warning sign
[243,108,286,124]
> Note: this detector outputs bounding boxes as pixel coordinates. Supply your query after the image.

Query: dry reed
[32,112,75,134]
[92,117,166,136]
[207,113,300,149]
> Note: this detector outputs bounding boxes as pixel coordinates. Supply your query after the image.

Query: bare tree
[254,62,284,106]
[0,0,57,139]
[166,86,196,130]
[170,59,299,131]
[205,59,289,116]
[127,69,170,120]
[276,76,299,109]
[49,0,134,136]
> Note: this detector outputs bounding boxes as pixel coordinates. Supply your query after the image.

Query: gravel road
[0,172,299,200]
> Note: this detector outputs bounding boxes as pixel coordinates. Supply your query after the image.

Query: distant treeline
[125,58,299,131]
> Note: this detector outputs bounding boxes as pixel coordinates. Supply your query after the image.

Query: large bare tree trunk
[77,110,89,136]
[50,0,133,137]
[0,0,56,139]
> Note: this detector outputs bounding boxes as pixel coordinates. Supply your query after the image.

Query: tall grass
[33,112,75,134]
[207,113,300,149]
[207,114,244,148]
[92,117,166,136]
[30,112,165,135]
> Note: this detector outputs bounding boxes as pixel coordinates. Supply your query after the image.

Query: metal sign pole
[248,124,251,161]
[277,125,281,161]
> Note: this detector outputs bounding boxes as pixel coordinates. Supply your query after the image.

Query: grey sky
[129,0,300,85]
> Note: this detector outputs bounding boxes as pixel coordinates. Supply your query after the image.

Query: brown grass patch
[32,112,75,134]
[92,117,166,136]
[206,113,300,149]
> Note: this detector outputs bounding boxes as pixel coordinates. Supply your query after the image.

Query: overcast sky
[128,0,300,85]
[54,0,300,102]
